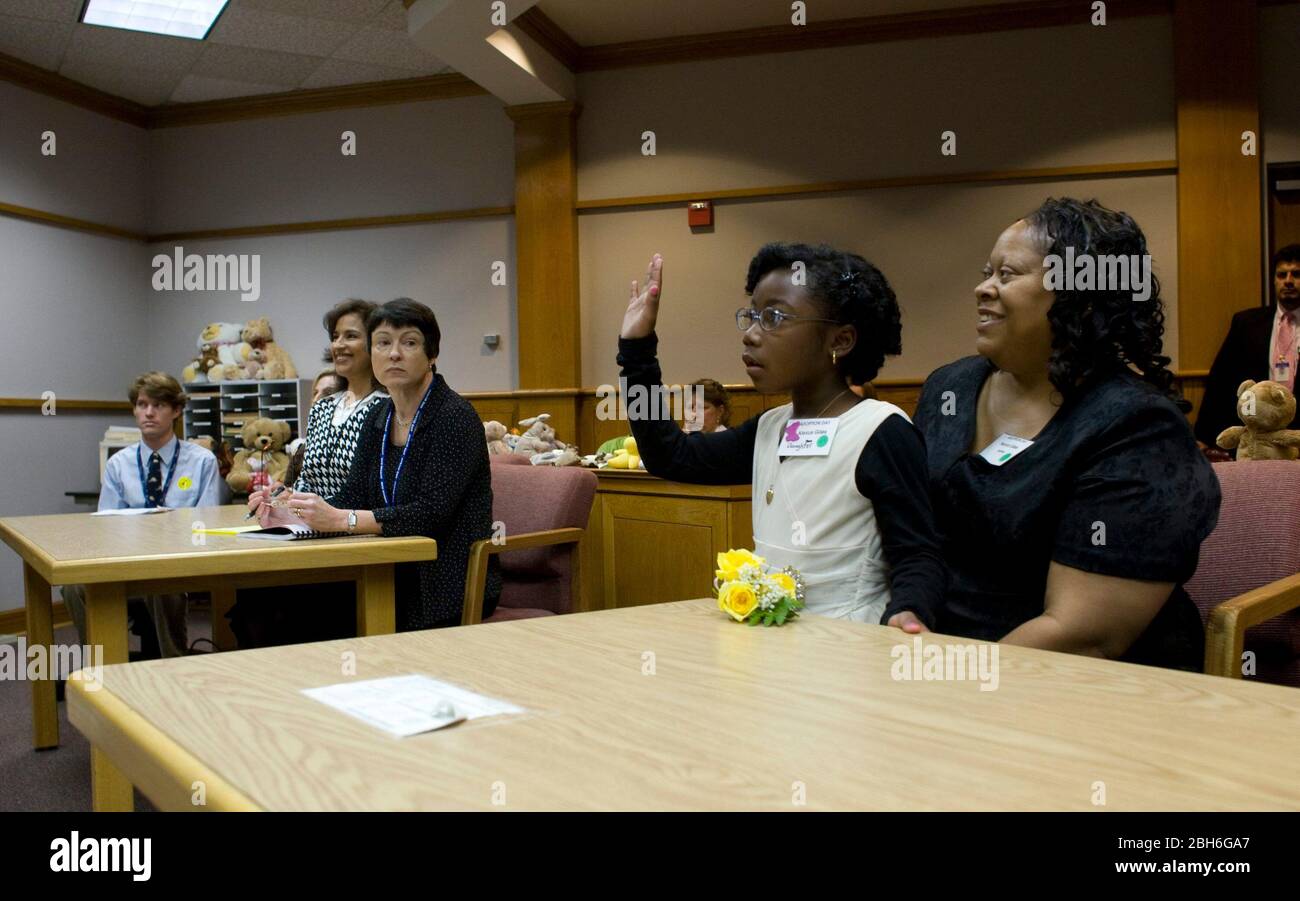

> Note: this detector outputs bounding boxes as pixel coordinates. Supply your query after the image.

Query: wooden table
[67,599,1300,811]
[0,504,436,810]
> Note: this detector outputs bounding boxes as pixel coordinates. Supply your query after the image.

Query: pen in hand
[245,484,288,520]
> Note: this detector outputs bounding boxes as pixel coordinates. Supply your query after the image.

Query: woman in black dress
[258,298,500,630]
[914,197,1220,669]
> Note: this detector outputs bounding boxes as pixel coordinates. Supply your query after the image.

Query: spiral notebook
[201,524,351,541]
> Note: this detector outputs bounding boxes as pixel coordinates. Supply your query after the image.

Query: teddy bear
[239,347,268,380]
[187,435,234,478]
[511,413,567,456]
[483,420,512,455]
[226,418,292,494]
[181,322,249,383]
[242,317,297,380]
[1216,379,1300,461]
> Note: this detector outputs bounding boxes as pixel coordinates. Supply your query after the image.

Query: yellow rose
[771,572,796,599]
[715,548,765,583]
[717,580,759,622]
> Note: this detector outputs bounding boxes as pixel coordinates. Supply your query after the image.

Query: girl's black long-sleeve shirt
[617,334,946,628]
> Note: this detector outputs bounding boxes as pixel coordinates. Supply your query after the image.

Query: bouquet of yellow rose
[714,548,806,626]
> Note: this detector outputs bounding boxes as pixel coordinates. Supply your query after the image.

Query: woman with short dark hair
[914,197,1221,669]
[258,298,500,630]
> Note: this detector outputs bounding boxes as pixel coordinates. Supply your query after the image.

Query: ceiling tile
[234,0,390,23]
[299,56,422,89]
[0,0,82,24]
[191,42,321,87]
[332,25,444,71]
[58,57,178,105]
[208,5,354,56]
[168,73,288,103]
[0,14,74,70]
[67,22,205,73]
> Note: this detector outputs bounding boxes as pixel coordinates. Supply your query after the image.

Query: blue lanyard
[136,442,180,507]
[380,380,435,506]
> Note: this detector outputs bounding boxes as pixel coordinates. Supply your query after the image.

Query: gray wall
[0,83,149,611]
[575,16,1179,385]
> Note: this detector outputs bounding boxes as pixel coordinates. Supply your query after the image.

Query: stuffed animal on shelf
[226,418,292,494]
[239,347,268,380]
[483,420,512,455]
[530,447,581,467]
[183,322,245,383]
[1216,379,1300,461]
[186,435,234,479]
[512,413,567,456]
[242,317,296,380]
[602,436,644,470]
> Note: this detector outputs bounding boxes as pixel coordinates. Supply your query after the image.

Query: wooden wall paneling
[601,494,726,608]
[507,102,581,391]
[1174,0,1263,369]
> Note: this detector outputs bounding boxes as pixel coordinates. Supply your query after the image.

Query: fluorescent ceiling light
[80,0,230,41]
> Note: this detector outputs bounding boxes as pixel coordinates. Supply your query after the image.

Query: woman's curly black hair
[1024,197,1186,411]
[744,242,902,385]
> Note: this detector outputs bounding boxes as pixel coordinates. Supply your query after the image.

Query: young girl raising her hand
[617,244,946,631]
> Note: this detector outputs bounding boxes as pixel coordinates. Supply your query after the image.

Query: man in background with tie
[1195,244,1300,452]
[62,371,219,658]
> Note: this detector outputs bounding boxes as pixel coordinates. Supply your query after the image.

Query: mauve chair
[489,453,532,465]
[1185,461,1300,686]
[462,464,597,624]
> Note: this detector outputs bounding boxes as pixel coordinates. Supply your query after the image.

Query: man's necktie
[146,451,165,507]
[1276,311,1297,391]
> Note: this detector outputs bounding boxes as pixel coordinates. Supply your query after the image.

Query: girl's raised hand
[619,253,663,340]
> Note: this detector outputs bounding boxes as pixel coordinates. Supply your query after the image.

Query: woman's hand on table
[887,610,929,634]
[246,481,285,513]
[282,492,347,532]
[255,487,299,528]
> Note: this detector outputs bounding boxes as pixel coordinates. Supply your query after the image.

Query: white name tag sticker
[978,433,1033,466]
[779,418,839,457]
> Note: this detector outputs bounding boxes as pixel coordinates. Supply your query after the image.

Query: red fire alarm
[688,200,713,228]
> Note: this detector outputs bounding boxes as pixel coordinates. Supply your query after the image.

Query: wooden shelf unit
[183,379,309,452]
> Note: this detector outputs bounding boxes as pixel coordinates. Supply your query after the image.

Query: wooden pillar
[1175,0,1262,369]
[506,101,582,444]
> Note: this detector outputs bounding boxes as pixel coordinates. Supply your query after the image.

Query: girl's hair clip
[839,270,862,285]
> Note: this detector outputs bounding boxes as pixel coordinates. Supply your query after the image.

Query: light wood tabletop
[0,504,437,809]
[68,599,1300,811]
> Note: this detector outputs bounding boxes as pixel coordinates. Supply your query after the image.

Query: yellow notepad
[191,525,263,536]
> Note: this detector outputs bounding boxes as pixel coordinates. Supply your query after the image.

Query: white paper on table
[302,674,525,738]
[90,507,173,516]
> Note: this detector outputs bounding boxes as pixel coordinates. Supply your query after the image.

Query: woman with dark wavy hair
[914,198,1221,670]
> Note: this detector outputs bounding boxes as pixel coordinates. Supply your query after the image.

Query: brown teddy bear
[187,436,234,478]
[227,418,292,493]
[483,420,512,455]
[1216,379,1300,460]
[242,317,297,380]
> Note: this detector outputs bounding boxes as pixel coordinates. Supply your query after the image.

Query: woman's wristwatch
[346,510,358,533]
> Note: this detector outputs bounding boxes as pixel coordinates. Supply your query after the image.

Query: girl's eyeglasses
[735,307,841,332]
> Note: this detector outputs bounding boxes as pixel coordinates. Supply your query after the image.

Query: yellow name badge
[177,476,193,491]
